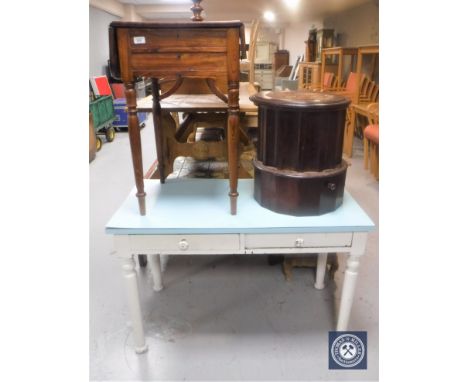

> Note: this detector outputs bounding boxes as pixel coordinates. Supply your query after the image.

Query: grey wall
[323,1,378,47]
[323,1,378,82]
[89,6,121,78]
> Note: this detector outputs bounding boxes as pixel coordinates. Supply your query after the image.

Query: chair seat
[364,124,379,144]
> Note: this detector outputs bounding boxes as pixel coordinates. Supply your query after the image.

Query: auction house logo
[329,331,367,369]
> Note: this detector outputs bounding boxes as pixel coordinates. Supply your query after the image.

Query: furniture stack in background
[89,90,116,153]
[318,45,379,158]
[90,75,149,132]
[363,103,379,180]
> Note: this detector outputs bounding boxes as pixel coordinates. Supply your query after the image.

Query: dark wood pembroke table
[109,21,246,215]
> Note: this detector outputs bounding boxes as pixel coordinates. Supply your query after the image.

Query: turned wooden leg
[121,256,148,353]
[371,143,379,180]
[375,145,379,180]
[337,254,360,331]
[336,233,368,330]
[151,78,166,183]
[125,82,146,215]
[226,27,241,215]
[314,253,328,290]
[345,107,356,157]
[148,254,163,292]
[363,137,369,170]
[227,82,240,215]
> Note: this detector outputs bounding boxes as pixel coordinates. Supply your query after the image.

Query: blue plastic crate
[113,98,148,128]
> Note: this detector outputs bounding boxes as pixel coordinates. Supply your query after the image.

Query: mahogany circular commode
[250,90,350,216]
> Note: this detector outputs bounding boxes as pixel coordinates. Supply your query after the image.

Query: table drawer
[130,52,227,72]
[130,234,240,252]
[245,233,352,249]
[129,29,227,52]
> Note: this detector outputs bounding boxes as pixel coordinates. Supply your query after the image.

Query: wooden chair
[360,76,379,103]
[324,72,360,155]
[248,19,261,85]
[322,72,338,90]
[320,47,358,92]
[363,103,379,179]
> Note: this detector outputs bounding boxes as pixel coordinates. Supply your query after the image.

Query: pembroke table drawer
[128,29,227,52]
[130,234,240,252]
[244,232,352,249]
[130,52,228,72]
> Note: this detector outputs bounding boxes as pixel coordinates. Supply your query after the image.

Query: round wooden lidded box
[249,90,350,216]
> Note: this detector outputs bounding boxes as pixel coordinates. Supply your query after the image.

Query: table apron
[115,232,361,256]
[132,247,354,256]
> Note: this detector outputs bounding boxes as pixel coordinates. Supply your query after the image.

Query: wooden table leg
[151,78,166,183]
[344,107,356,158]
[226,27,241,215]
[120,256,148,354]
[227,82,240,215]
[125,82,146,215]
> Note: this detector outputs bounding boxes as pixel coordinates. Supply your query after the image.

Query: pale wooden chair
[248,19,260,86]
[322,71,338,90]
[325,72,360,155]
[327,72,379,156]
[360,76,379,103]
[363,103,379,179]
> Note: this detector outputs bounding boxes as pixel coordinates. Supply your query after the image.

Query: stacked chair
[363,103,379,180]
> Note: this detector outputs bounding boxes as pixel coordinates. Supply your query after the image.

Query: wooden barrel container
[249,90,350,216]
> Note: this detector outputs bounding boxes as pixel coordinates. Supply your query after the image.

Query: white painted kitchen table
[106,178,374,353]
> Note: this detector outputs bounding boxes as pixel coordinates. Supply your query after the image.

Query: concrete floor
[90,116,379,381]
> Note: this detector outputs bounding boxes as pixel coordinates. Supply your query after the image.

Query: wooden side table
[109,21,245,215]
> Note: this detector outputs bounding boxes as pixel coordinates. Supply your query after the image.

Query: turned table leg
[314,253,328,290]
[336,233,367,330]
[336,254,361,331]
[121,256,148,353]
[125,82,146,215]
[344,107,356,158]
[148,254,163,292]
[226,27,241,215]
[227,96,240,215]
[151,78,166,183]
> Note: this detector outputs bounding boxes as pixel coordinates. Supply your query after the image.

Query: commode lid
[250,90,350,110]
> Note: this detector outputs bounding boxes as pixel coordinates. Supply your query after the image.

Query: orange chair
[322,72,337,90]
[344,72,359,94]
[363,103,379,179]
[359,76,379,103]
[327,72,360,156]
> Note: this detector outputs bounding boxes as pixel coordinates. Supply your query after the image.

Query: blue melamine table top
[105,179,374,235]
